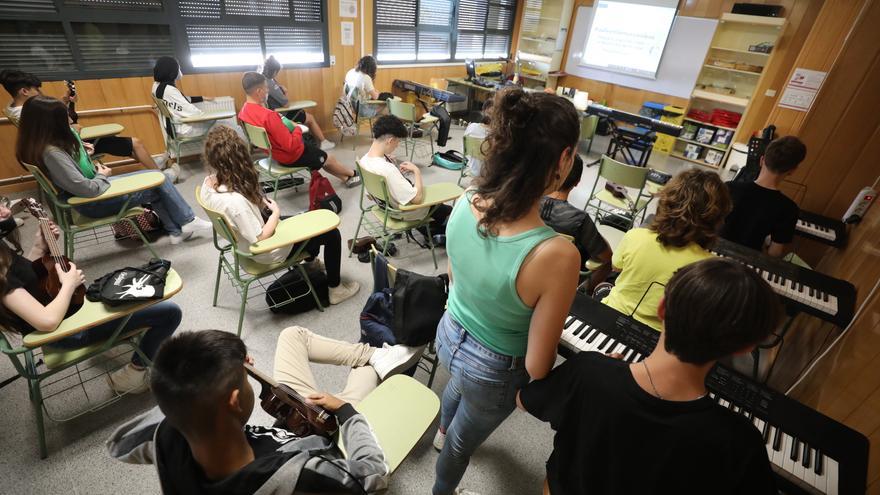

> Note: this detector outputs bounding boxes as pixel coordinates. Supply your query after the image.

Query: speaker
[731,3,783,17]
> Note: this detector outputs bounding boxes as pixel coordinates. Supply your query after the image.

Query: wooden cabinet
[515,0,575,89]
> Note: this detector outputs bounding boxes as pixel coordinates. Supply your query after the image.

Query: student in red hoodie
[238,72,360,188]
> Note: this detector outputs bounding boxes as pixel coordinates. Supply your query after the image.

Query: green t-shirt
[72,129,96,179]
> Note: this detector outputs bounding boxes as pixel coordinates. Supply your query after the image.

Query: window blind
[73,23,173,71]
[186,24,263,67]
[63,0,163,10]
[178,0,221,18]
[0,22,75,77]
[0,0,57,14]
[264,26,324,64]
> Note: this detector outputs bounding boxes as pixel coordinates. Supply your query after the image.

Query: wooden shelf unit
[515,0,575,90]
[674,12,786,169]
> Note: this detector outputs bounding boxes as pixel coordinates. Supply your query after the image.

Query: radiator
[177,96,238,158]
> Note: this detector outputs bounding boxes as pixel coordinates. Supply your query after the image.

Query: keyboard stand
[588,119,656,167]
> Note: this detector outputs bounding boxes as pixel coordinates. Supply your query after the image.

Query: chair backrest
[151,95,177,140]
[387,98,417,123]
[598,155,649,189]
[22,163,60,198]
[355,161,393,205]
[193,185,241,247]
[580,115,599,141]
[243,122,272,152]
[463,135,485,161]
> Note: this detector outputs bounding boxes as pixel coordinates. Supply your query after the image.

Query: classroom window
[374,0,517,64]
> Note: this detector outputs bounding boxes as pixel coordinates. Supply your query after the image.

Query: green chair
[151,95,232,162]
[387,98,439,161]
[242,122,310,200]
[460,134,485,186]
[580,115,599,155]
[369,246,440,387]
[341,84,388,150]
[0,269,182,458]
[22,164,161,260]
[584,155,654,231]
[196,186,338,336]
[351,162,463,269]
[338,375,439,473]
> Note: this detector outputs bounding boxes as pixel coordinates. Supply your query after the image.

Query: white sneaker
[453,490,481,495]
[344,173,361,188]
[305,258,325,272]
[368,343,425,380]
[328,280,360,305]
[320,140,336,151]
[182,217,213,235]
[433,428,446,451]
[107,364,149,394]
[169,231,194,245]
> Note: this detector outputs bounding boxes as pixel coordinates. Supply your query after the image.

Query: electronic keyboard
[711,238,856,328]
[586,103,683,137]
[392,79,466,104]
[560,294,869,495]
[795,211,847,248]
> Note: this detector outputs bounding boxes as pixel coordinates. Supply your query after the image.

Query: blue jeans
[72,171,195,235]
[49,301,181,367]
[433,312,529,495]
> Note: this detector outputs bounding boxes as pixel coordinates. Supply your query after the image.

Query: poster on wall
[779,67,827,112]
[341,21,354,46]
[340,0,357,17]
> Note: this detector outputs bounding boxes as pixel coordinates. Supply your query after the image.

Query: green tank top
[446,192,557,357]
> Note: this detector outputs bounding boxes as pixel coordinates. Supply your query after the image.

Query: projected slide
[580,1,677,79]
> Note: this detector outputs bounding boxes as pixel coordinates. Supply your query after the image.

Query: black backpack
[86,259,170,306]
[266,266,330,314]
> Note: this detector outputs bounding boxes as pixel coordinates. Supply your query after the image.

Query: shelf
[520,74,547,82]
[682,117,737,132]
[670,152,723,169]
[676,137,730,152]
[539,16,560,21]
[691,89,749,107]
[518,52,553,64]
[710,46,771,57]
[521,36,556,43]
[703,64,762,77]
[720,13,786,27]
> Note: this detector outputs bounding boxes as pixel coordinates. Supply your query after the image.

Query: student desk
[397,182,464,212]
[180,110,236,123]
[273,100,317,114]
[66,171,166,205]
[250,209,341,255]
[446,77,498,118]
[80,123,124,140]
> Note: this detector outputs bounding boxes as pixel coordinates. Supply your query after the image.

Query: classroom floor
[0,126,700,495]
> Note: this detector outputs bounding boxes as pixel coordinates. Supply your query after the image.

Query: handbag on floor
[309,170,342,213]
[266,266,329,314]
[86,259,170,306]
[111,208,161,240]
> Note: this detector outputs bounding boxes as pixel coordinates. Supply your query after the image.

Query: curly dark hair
[650,168,731,249]
[356,55,377,81]
[473,89,580,236]
[203,126,264,207]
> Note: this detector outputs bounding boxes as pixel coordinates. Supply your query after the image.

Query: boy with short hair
[722,136,805,257]
[237,71,360,188]
[108,327,424,494]
[519,258,780,494]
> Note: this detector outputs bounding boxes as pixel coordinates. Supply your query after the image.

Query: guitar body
[30,255,85,318]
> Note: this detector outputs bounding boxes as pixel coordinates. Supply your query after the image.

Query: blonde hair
[650,169,731,249]
[203,126,264,206]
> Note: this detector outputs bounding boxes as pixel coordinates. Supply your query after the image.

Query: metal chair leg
[212,257,222,306]
[348,214,366,258]
[297,265,324,312]
[236,283,250,337]
[30,378,47,459]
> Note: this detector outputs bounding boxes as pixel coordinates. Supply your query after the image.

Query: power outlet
[765,89,777,97]
[330,55,336,66]
[843,186,877,224]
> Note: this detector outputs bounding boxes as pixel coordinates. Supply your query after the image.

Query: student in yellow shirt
[600,169,732,331]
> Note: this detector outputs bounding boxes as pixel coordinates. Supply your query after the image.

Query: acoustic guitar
[245,363,339,437]
[22,198,85,316]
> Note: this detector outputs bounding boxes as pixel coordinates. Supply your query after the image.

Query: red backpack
[309,170,342,213]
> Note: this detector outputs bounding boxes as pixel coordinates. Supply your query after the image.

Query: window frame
[0,0,330,81]
[373,0,517,66]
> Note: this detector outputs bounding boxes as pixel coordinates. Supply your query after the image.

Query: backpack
[332,94,358,136]
[392,270,449,346]
[266,266,330,314]
[431,150,466,170]
[86,259,170,306]
[308,170,342,213]
[111,208,162,241]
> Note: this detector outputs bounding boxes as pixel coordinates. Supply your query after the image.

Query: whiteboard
[564,6,717,98]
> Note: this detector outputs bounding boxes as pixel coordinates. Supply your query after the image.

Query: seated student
[344,55,388,118]
[0,69,160,170]
[108,327,425,493]
[600,169,731,331]
[151,56,220,139]
[539,155,613,292]
[0,203,181,394]
[721,136,805,257]
[519,258,780,495]
[262,56,335,151]
[200,125,360,305]
[462,98,493,177]
[360,115,452,241]
[238,72,360,188]
[15,96,212,244]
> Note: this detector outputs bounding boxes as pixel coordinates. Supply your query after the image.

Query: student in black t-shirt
[518,258,782,495]
[721,136,805,257]
[539,155,613,292]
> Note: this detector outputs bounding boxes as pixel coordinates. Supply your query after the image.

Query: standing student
[261,56,335,151]
[15,96,212,244]
[238,72,360,188]
[199,125,360,306]
[0,203,181,393]
[721,136,805,257]
[0,69,160,170]
[519,258,780,495]
[462,98,493,177]
[432,89,581,495]
[600,169,731,331]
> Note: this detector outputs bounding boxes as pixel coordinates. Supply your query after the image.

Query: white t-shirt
[199,177,291,265]
[4,102,21,124]
[151,81,208,138]
[344,69,376,101]
[359,154,427,221]
[463,122,488,175]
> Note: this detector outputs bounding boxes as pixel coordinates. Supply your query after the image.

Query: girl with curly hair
[198,125,359,305]
[601,168,732,331]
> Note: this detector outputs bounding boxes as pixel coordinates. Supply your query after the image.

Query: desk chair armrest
[275,100,317,113]
[250,210,341,255]
[67,171,166,205]
[179,110,236,123]
[398,183,463,211]
[22,270,183,348]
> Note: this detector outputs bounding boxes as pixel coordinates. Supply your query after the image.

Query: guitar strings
[40,217,69,272]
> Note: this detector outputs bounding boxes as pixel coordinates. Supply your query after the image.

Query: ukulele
[22,198,86,316]
[245,363,339,437]
[65,80,78,124]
